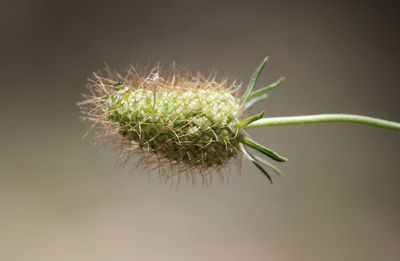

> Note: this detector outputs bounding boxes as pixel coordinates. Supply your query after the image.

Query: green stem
[245,114,400,131]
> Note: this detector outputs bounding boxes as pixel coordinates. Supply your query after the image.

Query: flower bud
[79,66,243,179]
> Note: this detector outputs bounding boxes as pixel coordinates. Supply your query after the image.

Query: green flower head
[79,59,286,184]
[106,78,242,168]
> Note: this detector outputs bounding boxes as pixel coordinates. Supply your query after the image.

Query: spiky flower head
[79,58,287,184]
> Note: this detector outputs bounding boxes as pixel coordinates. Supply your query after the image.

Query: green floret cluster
[105,86,242,167]
[79,58,291,183]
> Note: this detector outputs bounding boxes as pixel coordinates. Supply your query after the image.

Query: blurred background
[1,0,399,260]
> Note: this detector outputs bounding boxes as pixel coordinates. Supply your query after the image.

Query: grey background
[1,0,399,260]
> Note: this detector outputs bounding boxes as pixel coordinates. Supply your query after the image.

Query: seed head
[79,58,287,185]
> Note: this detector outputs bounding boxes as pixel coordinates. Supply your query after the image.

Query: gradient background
[1,0,399,260]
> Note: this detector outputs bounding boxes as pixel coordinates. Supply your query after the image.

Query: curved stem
[245,114,400,131]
